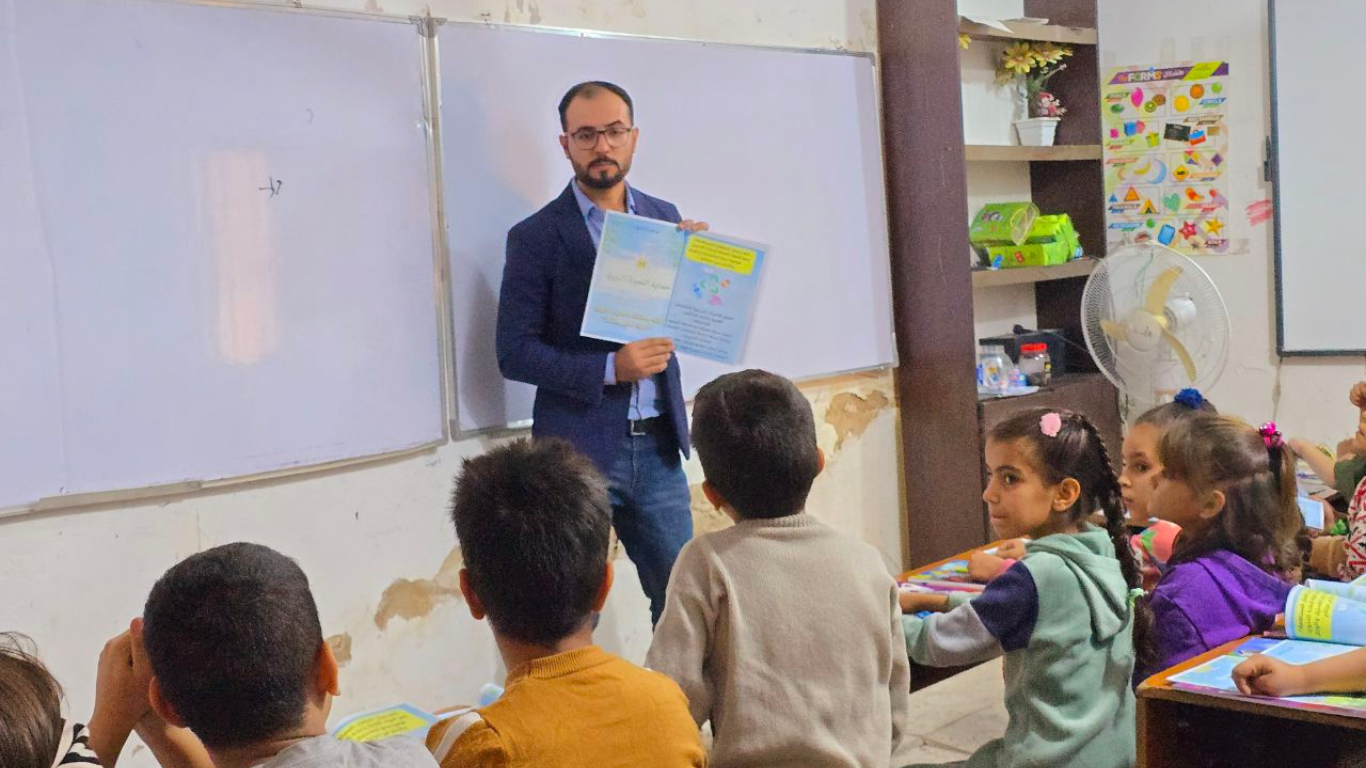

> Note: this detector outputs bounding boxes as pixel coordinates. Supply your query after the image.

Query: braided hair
[988,408,1153,667]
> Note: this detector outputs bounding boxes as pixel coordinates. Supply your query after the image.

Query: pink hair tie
[1259,422,1283,450]
[1040,412,1063,438]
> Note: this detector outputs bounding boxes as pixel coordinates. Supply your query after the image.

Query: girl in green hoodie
[900,409,1146,768]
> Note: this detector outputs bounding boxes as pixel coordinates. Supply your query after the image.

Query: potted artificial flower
[998,41,1073,146]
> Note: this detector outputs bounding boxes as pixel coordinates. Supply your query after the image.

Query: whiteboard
[439,24,894,433]
[1271,0,1361,354]
[0,0,443,509]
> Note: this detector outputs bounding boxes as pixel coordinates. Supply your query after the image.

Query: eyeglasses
[567,125,634,151]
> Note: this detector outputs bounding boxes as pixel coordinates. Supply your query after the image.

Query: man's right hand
[615,338,674,383]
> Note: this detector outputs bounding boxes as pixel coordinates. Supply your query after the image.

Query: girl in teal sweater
[900,409,1146,768]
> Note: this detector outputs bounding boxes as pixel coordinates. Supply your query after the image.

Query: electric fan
[1080,242,1231,407]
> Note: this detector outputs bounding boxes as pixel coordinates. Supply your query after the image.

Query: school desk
[1137,637,1366,767]
[899,542,1002,692]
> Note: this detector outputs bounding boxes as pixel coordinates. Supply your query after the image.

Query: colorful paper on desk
[580,212,767,365]
[1286,585,1366,645]
[902,548,999,594]
[331,704,438,742]
[1168,637,1366,718]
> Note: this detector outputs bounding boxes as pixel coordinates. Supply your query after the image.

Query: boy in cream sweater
[646,369,915,768]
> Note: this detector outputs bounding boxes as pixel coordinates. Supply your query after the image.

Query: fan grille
[1081,243,1230,405]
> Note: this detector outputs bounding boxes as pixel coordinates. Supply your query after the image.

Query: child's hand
[91,619,154,748]
[1351,382,1366,410]
[898,590,950,614]
[995,538,1028,559]
[1232,654,1310,698]
[968,552,1008,583]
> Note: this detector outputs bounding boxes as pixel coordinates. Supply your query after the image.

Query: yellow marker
[685,236,758,276]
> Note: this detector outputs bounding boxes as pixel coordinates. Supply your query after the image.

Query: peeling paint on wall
[688,482,732,535]
[373,548,464,629]
[824,390,891,450]
[327,632,353,666]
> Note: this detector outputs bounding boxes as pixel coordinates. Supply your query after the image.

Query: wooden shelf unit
[958,17,1097,46]
[880,0,1114,567]
[971,258,1096,288]
[964,144,1102,162]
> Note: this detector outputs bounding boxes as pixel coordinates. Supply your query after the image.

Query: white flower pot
[1014,117,1061,147]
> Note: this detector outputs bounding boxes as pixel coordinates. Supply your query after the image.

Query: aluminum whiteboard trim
[88,0,427,26]
[451,363,896,438]
[0,438,444,520]
[420,19,454,441]
[432,17,877,62]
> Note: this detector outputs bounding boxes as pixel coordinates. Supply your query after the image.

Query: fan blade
[1101,320,1129,342]
[1144,267,1184,317]
[1161,328,1197,383]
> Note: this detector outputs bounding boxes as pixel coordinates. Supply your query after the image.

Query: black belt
[629,416,668,436]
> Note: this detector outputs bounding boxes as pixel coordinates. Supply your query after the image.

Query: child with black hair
[1134,416,1302,683]
[432,438,703,768]
[899,409,1141,768]
[98,542,437,768]
[967,389,1217,587]
[645,369,915,768]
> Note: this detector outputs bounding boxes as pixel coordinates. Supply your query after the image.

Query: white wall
[0,4,896,767]
[957,0,1041,342]
[1100,1,1366,438]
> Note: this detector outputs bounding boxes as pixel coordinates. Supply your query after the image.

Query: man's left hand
[677,220,709,233]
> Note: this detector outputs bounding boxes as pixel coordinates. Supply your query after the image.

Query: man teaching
[496,81,707,623]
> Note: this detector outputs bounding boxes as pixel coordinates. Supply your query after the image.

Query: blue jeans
[605,428,693,624]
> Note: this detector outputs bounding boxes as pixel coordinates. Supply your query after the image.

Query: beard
[574,157,630,190]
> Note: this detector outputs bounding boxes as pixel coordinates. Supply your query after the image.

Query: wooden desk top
[1137,636,1366,731]
[898,540,1006,582]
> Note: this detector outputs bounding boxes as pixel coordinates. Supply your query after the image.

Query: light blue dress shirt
[571,180,664,420]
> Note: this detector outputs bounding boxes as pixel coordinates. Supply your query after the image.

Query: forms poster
[580,212,767,365]
[1103,61,1231,255]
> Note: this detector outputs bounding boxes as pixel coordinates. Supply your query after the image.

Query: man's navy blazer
[496,183,690,472]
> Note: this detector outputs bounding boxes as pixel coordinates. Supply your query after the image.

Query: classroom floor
[901,658,1009,762]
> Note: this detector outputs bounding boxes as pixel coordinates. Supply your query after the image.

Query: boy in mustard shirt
[428,438,705,768]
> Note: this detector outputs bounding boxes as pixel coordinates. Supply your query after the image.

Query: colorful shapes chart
[1103,61,1231,255]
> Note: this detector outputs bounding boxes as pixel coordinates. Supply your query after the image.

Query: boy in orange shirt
[428,438,705,768]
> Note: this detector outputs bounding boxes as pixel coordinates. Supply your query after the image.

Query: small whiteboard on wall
[1271,0,1364,354]
[0,0,444,511]
[439,23,895,433]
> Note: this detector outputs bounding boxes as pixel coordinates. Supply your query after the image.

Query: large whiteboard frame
[1,2,893,515]
[1270,0,1361,355]
[0,0,451,517]
[435,20,896,435]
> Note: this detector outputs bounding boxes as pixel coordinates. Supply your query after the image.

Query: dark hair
[1159,415,1302,575]
[557,81,634,131]
[988,408,1152,667]
[450,438,611,645]
[1135,391,1218,432]
[0,633,63,768]
[141,543,324,751]
[691,370,821,519]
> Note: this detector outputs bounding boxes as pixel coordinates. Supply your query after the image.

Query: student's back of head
[691,369,821,519]
[0,633,64,768]
[141,542,325,752]
[450,438,611,645]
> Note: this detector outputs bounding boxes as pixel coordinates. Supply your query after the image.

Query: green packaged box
[984,214,1082,268]
[970,202,1039,247]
